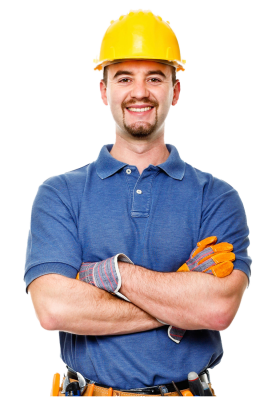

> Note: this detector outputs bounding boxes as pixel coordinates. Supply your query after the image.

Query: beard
[123,118,158,138]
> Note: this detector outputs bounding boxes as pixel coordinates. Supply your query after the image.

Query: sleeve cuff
[24,262,78,293]
[234,259,252,290]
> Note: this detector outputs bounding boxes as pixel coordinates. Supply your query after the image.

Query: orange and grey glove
[168,236,235,343]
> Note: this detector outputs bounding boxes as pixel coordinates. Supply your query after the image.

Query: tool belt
[57,367,215,396]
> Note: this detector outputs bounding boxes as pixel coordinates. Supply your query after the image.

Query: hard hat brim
[94,58,185,72]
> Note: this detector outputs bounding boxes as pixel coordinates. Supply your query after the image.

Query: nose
[130,79,150,99]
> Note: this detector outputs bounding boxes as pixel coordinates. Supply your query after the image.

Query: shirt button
[136,189,142,194]
[126,169,132,174]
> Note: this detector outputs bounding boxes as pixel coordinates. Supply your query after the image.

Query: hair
[103,65,177,86]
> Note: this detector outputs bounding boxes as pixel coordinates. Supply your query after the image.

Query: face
[100,60,180,140]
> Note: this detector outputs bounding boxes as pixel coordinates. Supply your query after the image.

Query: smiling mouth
[126,106,154,113]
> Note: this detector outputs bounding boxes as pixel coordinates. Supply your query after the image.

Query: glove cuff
[168,326,186,344]
[156,318,169,325]
[113,253,134,301]
[79,253,133,301]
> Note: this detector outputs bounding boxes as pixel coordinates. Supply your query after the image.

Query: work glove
[77,254,133,301]
[168,236,235,343]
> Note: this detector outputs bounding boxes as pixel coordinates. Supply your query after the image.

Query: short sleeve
[24,180,82,292]
[200,177,251,284]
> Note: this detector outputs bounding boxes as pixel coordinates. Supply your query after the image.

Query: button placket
[131,170,159,217]
[126,168,159,218]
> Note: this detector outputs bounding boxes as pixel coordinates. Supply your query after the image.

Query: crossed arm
[119,263,247,330]
[29,262,248,335]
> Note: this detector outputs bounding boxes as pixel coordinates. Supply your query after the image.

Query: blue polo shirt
[24,144,251,389]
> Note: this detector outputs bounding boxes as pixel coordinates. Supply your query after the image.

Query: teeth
[128,107,152,112]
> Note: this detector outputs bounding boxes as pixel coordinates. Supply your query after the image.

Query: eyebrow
[113,70,167,79]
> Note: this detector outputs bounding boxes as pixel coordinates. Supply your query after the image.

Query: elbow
[32,298,61,331]
[211,300,237,331]
[31,299,61,331]
[35,303,60,330]
[34,309,57,332]
[39,311,59,331]
[211,312,233,331]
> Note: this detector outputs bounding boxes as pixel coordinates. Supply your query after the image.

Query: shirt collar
[96,144,186,181]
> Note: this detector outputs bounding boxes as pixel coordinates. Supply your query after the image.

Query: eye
[119,78,131,83]
[119,78,161,83]
[148,78,161,83]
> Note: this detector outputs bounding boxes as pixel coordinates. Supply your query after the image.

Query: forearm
[119,263,247,331]
[29,274,162,335]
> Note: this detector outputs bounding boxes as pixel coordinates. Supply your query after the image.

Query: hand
[168,236,235,343]
[178,236,235,276]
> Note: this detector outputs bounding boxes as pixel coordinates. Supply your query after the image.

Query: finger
[198,251,235,266]
[197,236,217,248]
[192,236,217,257]
[204,261,234,277]
[210,242,233,253]
[177,263,190,272]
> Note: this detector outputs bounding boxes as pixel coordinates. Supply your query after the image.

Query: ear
[172,80,180,106]
[100,80,108,105]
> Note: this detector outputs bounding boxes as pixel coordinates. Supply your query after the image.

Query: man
[25,11,251,396]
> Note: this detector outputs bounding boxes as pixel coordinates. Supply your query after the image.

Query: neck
[110,134,170,175]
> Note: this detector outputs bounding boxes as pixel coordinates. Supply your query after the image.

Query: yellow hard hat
[94,10,186,72]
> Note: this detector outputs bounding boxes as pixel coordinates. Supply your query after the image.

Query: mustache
[121,98,159,110]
